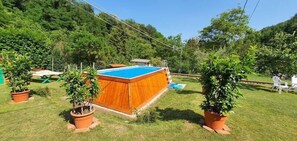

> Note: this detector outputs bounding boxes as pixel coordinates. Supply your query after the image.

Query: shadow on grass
[30,87,52,98]
[239,83,272,93]
[30,90,37,97]
[59,109,74,124]
[31,78,44,83]
[156,107,203,124]
[179,77,199,83]
[176,89,201,95]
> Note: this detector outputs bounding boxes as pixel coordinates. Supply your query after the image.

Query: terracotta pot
[11,90,30,103]
[204,111,227,131]
[70,107,95,129]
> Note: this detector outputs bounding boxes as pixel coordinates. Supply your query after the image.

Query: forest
[0,0,297,76]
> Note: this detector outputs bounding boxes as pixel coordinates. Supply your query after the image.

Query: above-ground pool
[94,66,169,115]
[98,66,162,79]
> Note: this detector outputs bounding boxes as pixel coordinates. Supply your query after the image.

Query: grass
[245,73,292,84]
[0,76,297,141]
[245,74,273,83]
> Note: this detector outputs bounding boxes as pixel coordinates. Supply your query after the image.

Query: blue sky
[87,0,297,40]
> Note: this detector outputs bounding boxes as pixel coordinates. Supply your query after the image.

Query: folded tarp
[168,83,186,90]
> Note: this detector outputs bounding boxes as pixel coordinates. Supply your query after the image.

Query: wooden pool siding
[94,69,169,114]
[130,70,168,110]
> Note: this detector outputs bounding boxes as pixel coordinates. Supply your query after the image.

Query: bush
[34,87,51,98]
[135,108,159,123]
[199,46,256,115]
[1,51,32,92]
[0,28,51,68]
[61,67,99,115]
[200,54,245,115]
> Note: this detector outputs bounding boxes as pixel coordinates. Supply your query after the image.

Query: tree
[165,34,184,73]
[199,7,254,54]
[183,37,207,73]
[125,38,155,60]
[0,28,51,68]
[2,0,28,11]
[0,1,12,27]
[256,32,297,76]
[70,30,110,67]
[260,14,297,44]
[108,24,129,57]
[0,0,185,73]
[48,30,72,71]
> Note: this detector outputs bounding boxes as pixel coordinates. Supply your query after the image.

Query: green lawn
[0,76,297,141]
[245,73,292,84]
[245,74,273,82]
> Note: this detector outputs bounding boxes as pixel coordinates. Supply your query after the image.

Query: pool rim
[97,66,164,80]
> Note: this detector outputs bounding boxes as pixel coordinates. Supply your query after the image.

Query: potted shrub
[62,67,99,129]
[1,52,32,103]
[199,49,255,132]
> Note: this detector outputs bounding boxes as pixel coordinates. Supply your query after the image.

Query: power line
[66,0,130,47]
[242,0,249,13]
[249,0,260,21]
[239,0,249,21]
[65,0,174,51]
[80,0,173,48]
[66,0,115,27]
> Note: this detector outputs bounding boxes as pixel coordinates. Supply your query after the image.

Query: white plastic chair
[289,75,297,92]
[272,76,288,94]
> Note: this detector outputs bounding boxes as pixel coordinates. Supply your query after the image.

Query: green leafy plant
[62,67,99,115]
[1,51,32,92]
[135,108,160,123]
[150,57,163,67]
[256,32,297,76]
[199,46,256,115]
[34,87,52,98]
[0,28,51,69]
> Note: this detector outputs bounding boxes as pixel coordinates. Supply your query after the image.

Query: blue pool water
[98,66,162,79]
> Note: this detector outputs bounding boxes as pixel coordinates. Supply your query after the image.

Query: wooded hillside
[0,0,296,76]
